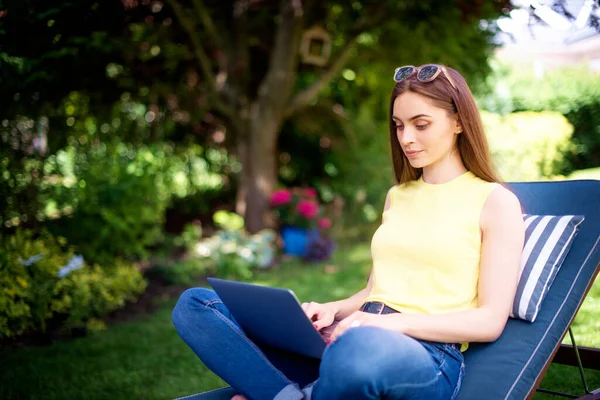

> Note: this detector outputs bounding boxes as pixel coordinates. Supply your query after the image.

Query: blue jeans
[172,288,465,400]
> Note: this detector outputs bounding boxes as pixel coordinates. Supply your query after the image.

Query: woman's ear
[455,118,463,134]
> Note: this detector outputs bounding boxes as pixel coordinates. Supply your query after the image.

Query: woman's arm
[304,187,393,327]
[330,185,525,343]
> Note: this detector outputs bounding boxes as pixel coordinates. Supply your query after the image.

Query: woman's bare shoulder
[481,185,523,229]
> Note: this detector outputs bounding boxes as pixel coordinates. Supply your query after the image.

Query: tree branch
[285,3,390,116]
[191,0,228,68]
[166,0,214,88]
[165,0,234,119]
[285,37,357,117]
[258,0,305,108]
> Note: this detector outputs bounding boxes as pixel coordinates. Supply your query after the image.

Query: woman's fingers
[313,315,330,331]
[301,302,310,313]
[302,302,334,330]
[302,302,324,329]
[329,313,365,342]
[328,319,346,342]
[301,301,319,320]
[319,321,338,341]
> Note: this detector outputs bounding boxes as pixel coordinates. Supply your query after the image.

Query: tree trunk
[235,0,305,233]
[238,106,281,234]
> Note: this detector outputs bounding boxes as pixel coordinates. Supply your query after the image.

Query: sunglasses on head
[393,64,458,91]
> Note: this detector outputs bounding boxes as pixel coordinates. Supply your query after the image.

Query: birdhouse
[300,26,332,67]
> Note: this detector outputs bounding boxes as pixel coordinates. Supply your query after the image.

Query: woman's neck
[421,153,467,185]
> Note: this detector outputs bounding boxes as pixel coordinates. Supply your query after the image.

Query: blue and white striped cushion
[511,214,585,322]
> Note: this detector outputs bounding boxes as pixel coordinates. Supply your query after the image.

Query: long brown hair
[389,65,501,184]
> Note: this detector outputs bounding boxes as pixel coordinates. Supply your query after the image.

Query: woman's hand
[329,311,396,343]
[301,301,339,331]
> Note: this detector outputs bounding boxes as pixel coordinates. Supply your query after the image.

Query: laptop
[207,277,327,359]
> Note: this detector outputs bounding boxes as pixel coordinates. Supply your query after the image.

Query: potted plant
[270,187,332,257]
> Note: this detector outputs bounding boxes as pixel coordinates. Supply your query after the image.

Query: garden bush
[45,142,227,265]
[480,62,600,174]
[0,229,147,338]
[330,105,394,240]
[46,143,169,265]
[483,111,574,181]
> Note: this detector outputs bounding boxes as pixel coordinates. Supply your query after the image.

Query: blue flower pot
[281,226,318,257]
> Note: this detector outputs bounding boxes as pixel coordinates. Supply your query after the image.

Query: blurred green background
[1,1,599,399]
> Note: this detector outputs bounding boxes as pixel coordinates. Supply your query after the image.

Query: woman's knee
[318,327,427,392]
[329,326,418,362]
[171,288,219,328]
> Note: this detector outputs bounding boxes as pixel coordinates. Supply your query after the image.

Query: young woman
[172,64,525,400]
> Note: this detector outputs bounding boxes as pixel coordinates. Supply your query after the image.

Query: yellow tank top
[365,171,499,316]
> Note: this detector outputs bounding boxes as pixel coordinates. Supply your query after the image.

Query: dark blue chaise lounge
[174,180,600,400]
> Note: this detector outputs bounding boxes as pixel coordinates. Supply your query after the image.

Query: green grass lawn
[1,243,599,400]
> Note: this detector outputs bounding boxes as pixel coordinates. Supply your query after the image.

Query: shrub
[10,141,229,266]
[479,62,600,174]
[483,111,574,181]
[171,221,203,253]
[150,258,209,286]
[0,229,147,338]
[63,260,147,329]
[330,105,394,241]
[46,143,172,265]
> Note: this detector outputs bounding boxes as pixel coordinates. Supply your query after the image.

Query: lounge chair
[174,179,600,400]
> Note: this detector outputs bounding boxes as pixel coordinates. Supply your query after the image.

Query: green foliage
[1,0,515,238]
[0,230,68,336]
[0,229,147,338]
[171,222,203,253]
[483,111,575,181]
[151,258,209,286]
[330,104,393,240]
[46,143,170,265]
[65,260,147,329]
[479,62,600,173]
[213,210,244,232]
[567,167,600,180]
[43,142,226,265]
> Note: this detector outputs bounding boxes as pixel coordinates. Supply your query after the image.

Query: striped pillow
[511,214,585,322]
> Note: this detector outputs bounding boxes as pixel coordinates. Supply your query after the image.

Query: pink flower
[304,187,317,198]
[318,218,332,229]
[271,189,292,206]
[296,199,319,219]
